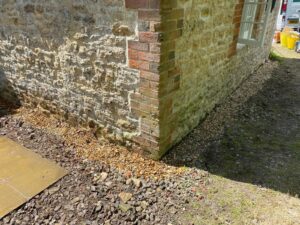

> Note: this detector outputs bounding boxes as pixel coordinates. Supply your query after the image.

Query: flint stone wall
[0,0,140,144]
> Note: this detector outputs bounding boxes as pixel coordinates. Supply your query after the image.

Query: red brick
[140,78,159,89]
[139,32,162,43]
[131,108,151,119]
[133,136,159,148]
[233,15,242,24]
[125,0,149,9]
[140,132,159,142]
[138,51,160,63]
[149,62,160,73]
[140,87,159,99]
[129,59,139,69]
[140,70,160,82]
[128,40,149,51]
[128,49,138,60]
[149,80,159,89]
[132,99,158,111]
[149,0,160,9]
[138,9,161,21]
[130,60,151,70]
[131,93,159,106]
[140,78,151,88]
[149,43,161,53]
[228,43,237,58]
[125,0,165,152]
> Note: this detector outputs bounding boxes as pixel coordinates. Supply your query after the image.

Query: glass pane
[240,2,258,39]
[251,2,267,40]
[239,0,267,41]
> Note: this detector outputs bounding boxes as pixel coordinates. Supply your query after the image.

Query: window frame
[238,0,273,47]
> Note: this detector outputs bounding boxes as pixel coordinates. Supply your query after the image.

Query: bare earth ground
[1,47,300,224]
[164,56,300,224]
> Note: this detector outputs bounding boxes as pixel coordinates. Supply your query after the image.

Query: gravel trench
[0,115,207,225]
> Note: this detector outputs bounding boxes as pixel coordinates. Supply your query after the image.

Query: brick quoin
[228,0,245,57]
[125,0,182,159]
[125,0,161,158]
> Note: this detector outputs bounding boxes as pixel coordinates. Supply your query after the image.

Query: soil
[1,51,300,225]
[163,57,300,198]
[163,56,300,224]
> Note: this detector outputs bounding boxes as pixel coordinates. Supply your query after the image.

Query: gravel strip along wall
[0,0,280,159]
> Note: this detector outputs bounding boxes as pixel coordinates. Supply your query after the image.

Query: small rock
[54,205,61,211]
[71,197,81,204]
[119,192,132,203]
[126,178,132,185]
[169,207,177,214]
[29,133,35,139]
[90,185,96,192]
[100,172,108,181]
[118,203,131,212]
[132,178,142,188]
[48,186,60,195]
[149,213,155,221]
[105,181,112,187]
[94,201,103,212]
[112,23,133,36]
[3,217,10,223]
[64,204,74,211]
[141,201,148,209]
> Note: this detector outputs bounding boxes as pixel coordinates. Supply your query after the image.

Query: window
[238,0,273,46]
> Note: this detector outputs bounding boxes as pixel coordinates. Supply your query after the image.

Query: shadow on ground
[0,68,21,117]
[163,58,300,197]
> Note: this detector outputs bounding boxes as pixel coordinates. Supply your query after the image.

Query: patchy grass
[179,176,300,225]
[269,50,283,62]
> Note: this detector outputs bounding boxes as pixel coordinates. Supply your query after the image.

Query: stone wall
[160,0,280,150]
[0,0,141,144]
[0,0,280,159]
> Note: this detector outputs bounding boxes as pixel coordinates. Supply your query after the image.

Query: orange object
[274,31,281,43]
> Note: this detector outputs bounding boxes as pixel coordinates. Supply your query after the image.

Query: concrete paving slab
[0,137,67,218]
